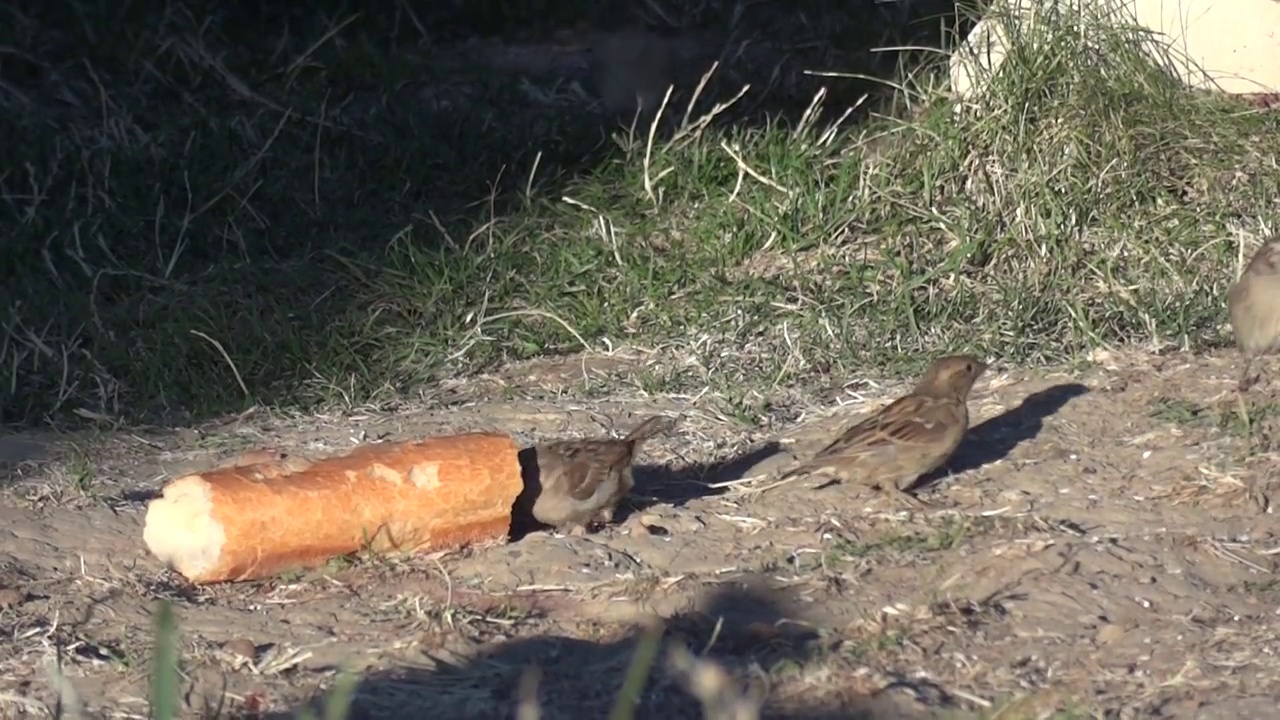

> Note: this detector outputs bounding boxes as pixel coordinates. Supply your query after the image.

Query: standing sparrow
[528,414,679,535]
[774,355,988,506]
[1228,235,1280,391]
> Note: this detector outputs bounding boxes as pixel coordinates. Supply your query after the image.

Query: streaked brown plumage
[1228,234,1280,391]
[778,355,988,505]
[529,414,679,535]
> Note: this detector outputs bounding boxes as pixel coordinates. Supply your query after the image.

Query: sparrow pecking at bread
[1228,234,1280,391]
[528,414,679,535]
[775,355,988,506]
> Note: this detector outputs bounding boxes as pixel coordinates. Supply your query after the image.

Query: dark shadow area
[510,440,786,540]
[116,487,163,504]
[277,576,947,719]
[625,439,789,515]
[912,382,1091,491]
[1,0,979,428]
[0,434,51,487]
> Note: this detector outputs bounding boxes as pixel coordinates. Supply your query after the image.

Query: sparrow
[1228,234,1280,391]
[774,355,989,506]
[528,414,679,535]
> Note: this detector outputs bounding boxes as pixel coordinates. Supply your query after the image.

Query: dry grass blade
[665,644,761,720]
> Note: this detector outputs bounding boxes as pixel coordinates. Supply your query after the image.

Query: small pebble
[0,588,25,610]
[638,513,671,536]
[1095,623,1126,645]
[644,523,670,537]
[223,638,258,662]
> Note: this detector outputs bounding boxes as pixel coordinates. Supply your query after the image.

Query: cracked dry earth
[2,349,1279,719]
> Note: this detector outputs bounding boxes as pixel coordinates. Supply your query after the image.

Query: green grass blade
[149,600,180,720]
[607,622,665,720]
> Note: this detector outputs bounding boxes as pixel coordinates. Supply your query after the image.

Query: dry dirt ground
[2,348,1280,719]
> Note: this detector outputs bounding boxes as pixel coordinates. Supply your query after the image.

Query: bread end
[143,475,227,581]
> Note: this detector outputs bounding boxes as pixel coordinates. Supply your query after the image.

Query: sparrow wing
[800,395,966,472]
[550,441,635,502]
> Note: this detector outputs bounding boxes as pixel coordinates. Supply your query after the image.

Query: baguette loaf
[143,432,522,584]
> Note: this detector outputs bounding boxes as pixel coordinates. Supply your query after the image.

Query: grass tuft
[4,0,1278,427]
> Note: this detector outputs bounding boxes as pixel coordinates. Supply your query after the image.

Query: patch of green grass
[980,695,1095,720]
[1149,393,1280,447]
[830,516,973,561]
[1147,396,1211,426]
[1238,579,1280,597]
[4,0,1278,431]
[839,628,909,660]
[60,444,97,494]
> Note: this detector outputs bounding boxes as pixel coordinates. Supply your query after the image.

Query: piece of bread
[143,433,522,584]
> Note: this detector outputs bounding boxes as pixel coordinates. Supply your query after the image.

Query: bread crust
[143,433,522,583]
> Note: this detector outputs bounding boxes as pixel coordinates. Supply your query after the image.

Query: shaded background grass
[2,0,1277,428]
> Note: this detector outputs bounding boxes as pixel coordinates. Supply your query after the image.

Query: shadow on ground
[913,382,1091,491]
[281,577,942,719]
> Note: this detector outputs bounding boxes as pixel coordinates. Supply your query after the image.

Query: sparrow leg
[567,523,589,537]
[895,487,938,510]
[1239,356,1258,392]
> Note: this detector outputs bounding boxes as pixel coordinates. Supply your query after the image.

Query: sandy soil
[1,348,1278,719]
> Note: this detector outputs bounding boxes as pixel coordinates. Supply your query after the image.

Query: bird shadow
[277,576,940,719]
[624,439,789,516]
[509,440,788,540]
[912,382,1091,492]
